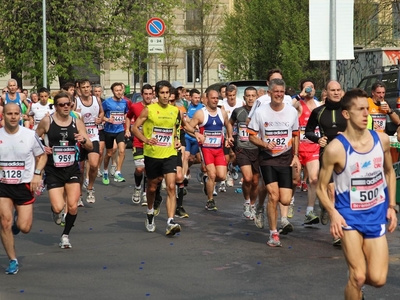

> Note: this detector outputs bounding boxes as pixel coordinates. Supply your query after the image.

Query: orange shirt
[367,97,387,132]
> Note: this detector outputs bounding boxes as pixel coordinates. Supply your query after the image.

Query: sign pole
[146,18,166,85]
[155,55,158,83]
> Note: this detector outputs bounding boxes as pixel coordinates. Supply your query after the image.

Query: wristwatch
[389,204,399,214]
[388,110,395,115]
[34,169,42,175]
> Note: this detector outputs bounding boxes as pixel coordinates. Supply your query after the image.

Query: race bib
[53,146,76,167]
[203,130,223,148]
[0,161,24,184]
[371,114,386,132]
[152,127,173,147]
[86,122,98,139]
[238,123,249,142]
[97,122,104,131]
[264,129,289,151]
[110,111,125,124]
[350,172,386,210]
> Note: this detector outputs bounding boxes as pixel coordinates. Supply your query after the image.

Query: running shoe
[12,211,20,235]
[59,234,72,249]
[60,212,66,227]
[250,205,256,220]
[296,181,301,189]
[175,206,189,218]
[132,186,141,204]
[110,164,116,177]
[301,181,308,192]
[83,178,89,190]
[202,175,208,195]
[243,203,251,218]
[213,186,218,196]
[205,199,218,211]
[114,173,125,182]
[5,259,18,275]
[78,196,84,207]
[254,205,265,229]
[161,178,166,190]
[279,219,294,235]
[141,192,148,206]
[267,232,282,247]
[218,181,227,193]
[304,210,320,225]
[52,207,64,225]
[288,201,295,218]
[333,237,341,247]
[166,220,181,236]
[154,197,163,216]
[319,205,330,225]
[102,173,110,185]
[183,187,187,196]
[86,190,96,204]
[97,169,103,178]
[145,214,156,232]
[226,174,234,187]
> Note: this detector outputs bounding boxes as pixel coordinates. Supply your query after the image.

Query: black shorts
[99,130,105,142]
[45,164,81,190]
[177,151,183,168]
[79,141,100,161]
[180,129,186,147]
[144,156,177,180]
[260,165,292,188]
[223,145,230,155]
[104,131,125,149]
[235,148,260,174]
[0,182,35,205]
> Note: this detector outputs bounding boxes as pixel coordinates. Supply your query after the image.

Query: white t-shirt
[0,127,45,184]
[30,102,55,130]
[222,98,244,119]
[248,94,293,120]
[248,103,298,157]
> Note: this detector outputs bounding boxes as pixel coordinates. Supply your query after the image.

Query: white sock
[306,206,313,214]
[167,218,174,224]
[244,199,250,204]
[147,208,154,214]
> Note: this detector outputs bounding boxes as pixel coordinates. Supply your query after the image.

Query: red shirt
[127,102,146,148]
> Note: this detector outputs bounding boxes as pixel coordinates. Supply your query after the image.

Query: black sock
[176,184,184,207]
[143,175,147,192]
[62,213,77,235]
[134,173,142,187]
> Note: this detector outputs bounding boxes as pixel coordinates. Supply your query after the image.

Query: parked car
[357,64,400,135]
[227,80,268,99]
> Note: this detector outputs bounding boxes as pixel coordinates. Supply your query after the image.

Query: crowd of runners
[0,71,398,300]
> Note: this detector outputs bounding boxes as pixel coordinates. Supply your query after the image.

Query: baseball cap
[171,81,183,89]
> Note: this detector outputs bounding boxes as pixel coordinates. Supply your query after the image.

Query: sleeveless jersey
[0,127,44,184]
[230,106,257,150]
[199,107,225,149]
[76,96,100,142]
[102,97,129,134]
[367,97,387,133]
[334,131,388,225]
[31,102,55,130]
[185,103,204,141]
[142,103,180,158]
[299,100,320,143]
[5,93,22,109]
[44,116,79,168]
[127,102,147,148]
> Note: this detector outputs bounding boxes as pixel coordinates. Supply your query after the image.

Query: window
[393,3,400,39]
[186,49,201,83]
[185,0,202,31]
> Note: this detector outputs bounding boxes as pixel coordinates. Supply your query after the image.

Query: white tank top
[76,96,100,142]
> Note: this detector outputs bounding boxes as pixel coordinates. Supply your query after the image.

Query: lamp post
[42,0,47,88]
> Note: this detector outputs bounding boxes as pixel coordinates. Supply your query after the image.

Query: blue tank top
[102,97,129,134]
[334,130,388,225]
[5,93,22,109]
[199,107,224,149]
[185,103,204,141]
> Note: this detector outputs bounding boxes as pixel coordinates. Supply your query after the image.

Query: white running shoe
[243,203,251,218]
[59,234,72,249]
[78,197,84,207]
[86,190,96,203]
[218,181,227,193]
[97,169,103,178]
[132,186,141,204]
[110,164,116,177]
[145,214,156,232]
[141,192,148,206]
[83,178,89,190]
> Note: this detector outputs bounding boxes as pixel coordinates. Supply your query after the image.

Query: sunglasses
[57,102,71,107]
[2,90,8,93]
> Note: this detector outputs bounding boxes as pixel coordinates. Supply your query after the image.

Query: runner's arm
[305,108,320,143]
[75,118,93,151]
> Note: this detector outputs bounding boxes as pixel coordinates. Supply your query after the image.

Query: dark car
[357,65,400,135]
[227,80,268,99]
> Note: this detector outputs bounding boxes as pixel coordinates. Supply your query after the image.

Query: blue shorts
[185,137,199,156]
[343,223,386,239]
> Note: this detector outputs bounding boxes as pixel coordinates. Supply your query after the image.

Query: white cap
[171,81,183,89]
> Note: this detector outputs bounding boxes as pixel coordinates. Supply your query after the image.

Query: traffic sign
[146,17,166,37]
[148,37,164,54]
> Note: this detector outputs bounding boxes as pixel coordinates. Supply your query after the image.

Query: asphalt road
[2,151,400,300]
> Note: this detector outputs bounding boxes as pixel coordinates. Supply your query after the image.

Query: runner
[36,92,93,249]
[29,87,55,130]
[75,79,104,204]
[102,82,130,184]
[247,79,300,247]
[229,86,259,219]
[131,80,190,235]
[189,90,234,211]
[1,79,31,127]
[0,103,47,274]
[316,88,397,300]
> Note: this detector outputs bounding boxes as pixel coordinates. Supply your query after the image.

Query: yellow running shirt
[142,103,180,158]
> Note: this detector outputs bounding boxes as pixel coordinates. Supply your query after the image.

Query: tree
[218,0,320,88]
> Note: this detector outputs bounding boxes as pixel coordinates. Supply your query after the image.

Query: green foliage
[218,0,329,90]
